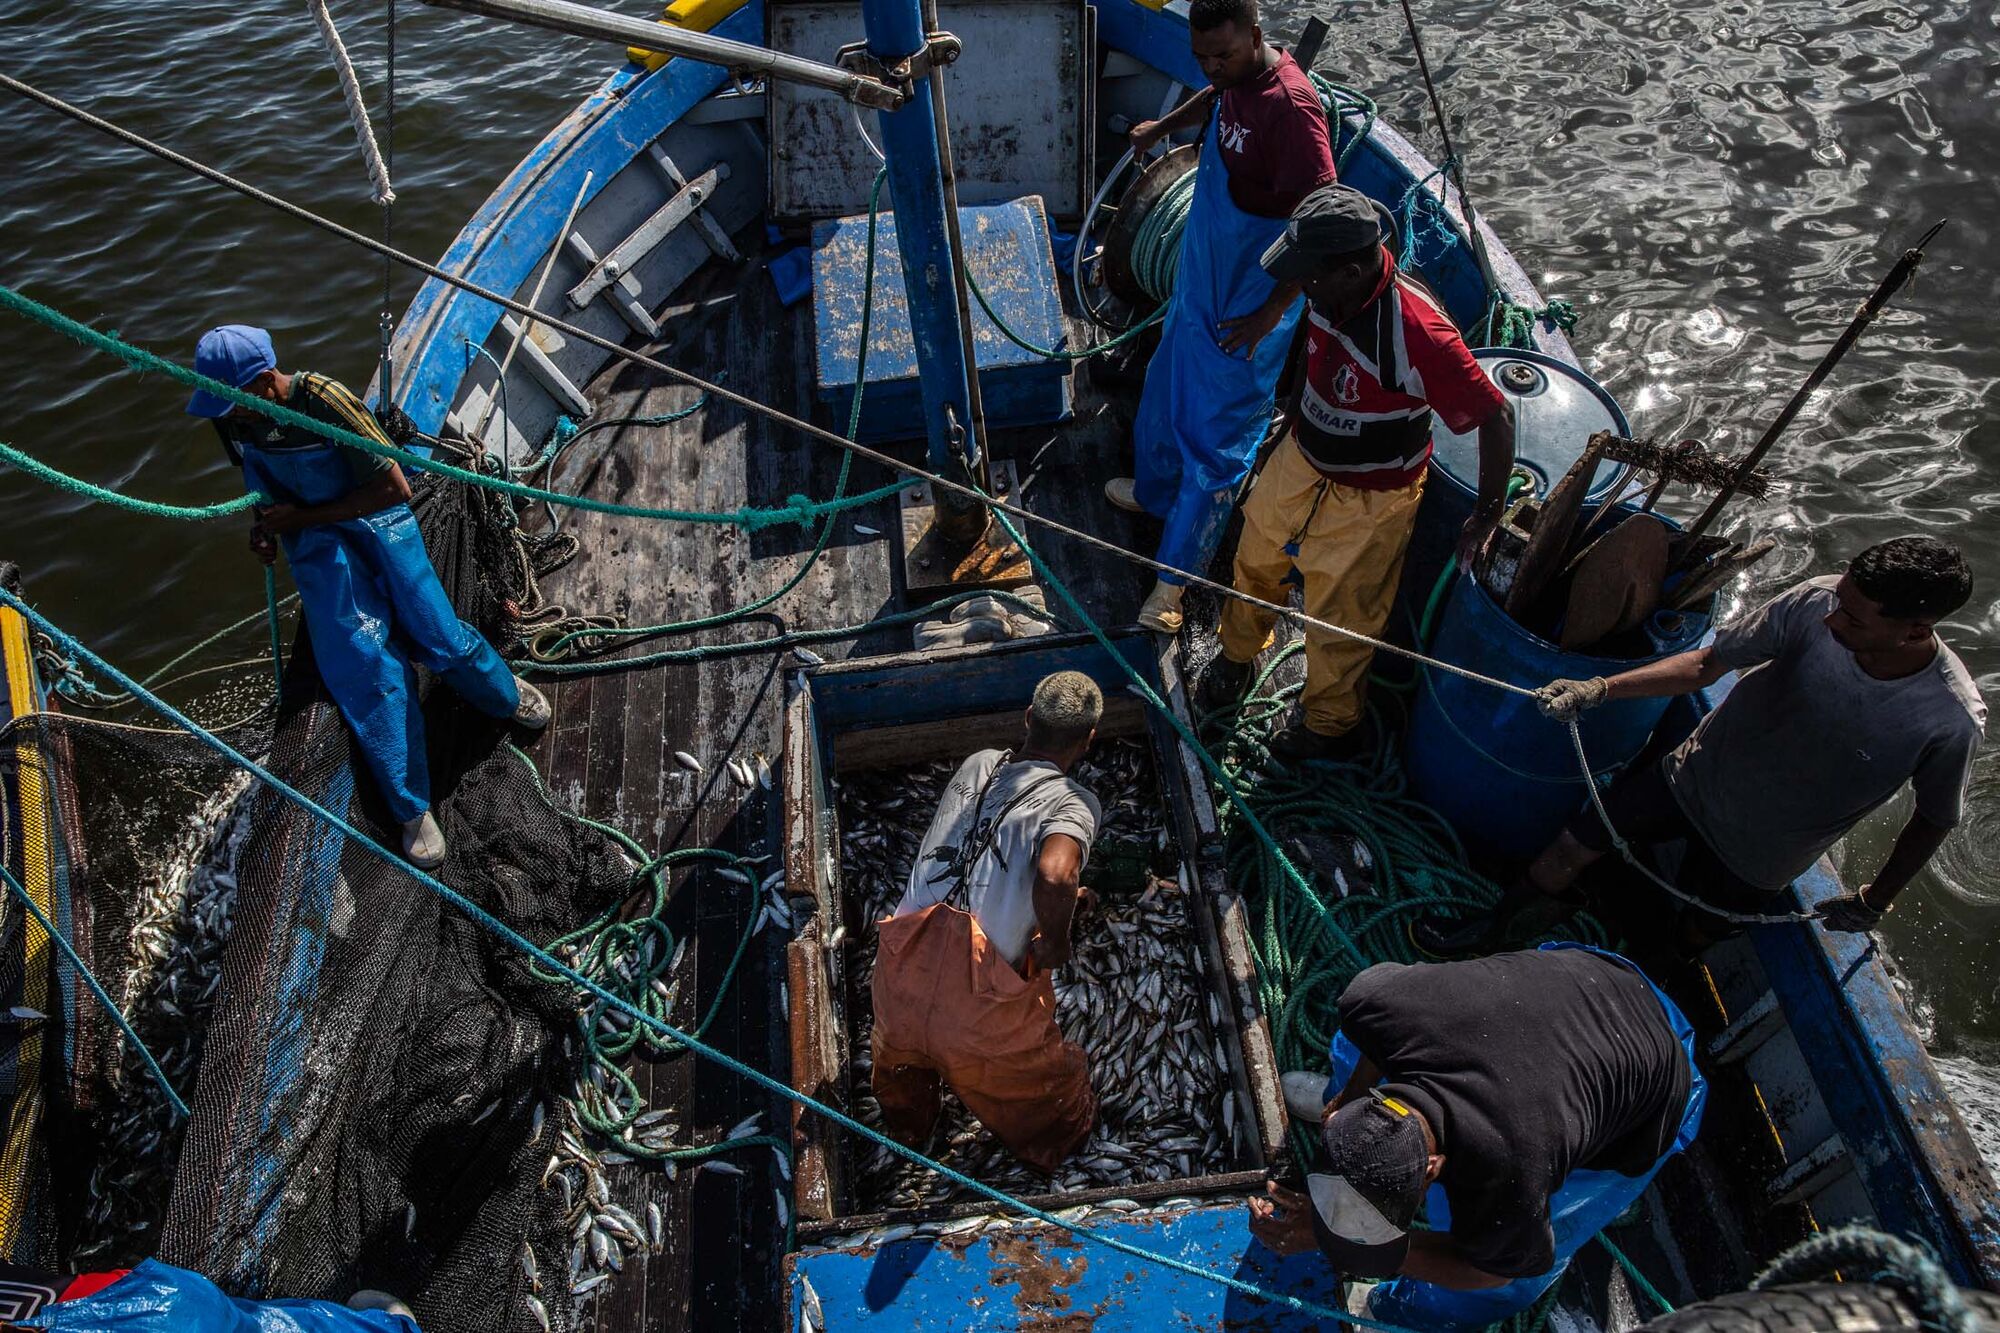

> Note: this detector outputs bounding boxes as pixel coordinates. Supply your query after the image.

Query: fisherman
[1105,0,1337,634]
[1201,185,1515,762]
[870,671,1102,1170]
[1250,945,1705,1331]
[1417,537,1985,954]
[185,325,550,870]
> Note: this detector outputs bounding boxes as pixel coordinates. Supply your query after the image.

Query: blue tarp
[27,1260,418,1333]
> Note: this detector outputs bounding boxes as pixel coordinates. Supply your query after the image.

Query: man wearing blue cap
[187,325,550,869]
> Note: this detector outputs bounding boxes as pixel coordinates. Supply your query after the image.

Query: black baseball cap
[1260,184,1393,281]
[1305,1087,1430,1277]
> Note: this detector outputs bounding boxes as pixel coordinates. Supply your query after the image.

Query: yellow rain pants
[1217,433,1426,737]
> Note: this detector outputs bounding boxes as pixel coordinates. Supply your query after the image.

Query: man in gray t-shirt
[1419,537,1984,953]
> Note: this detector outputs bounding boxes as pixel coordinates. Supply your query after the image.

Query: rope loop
[1753,1226,1978,1333]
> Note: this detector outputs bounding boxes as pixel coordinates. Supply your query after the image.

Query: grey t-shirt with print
[1665,576,1986,891]
[894,750,1100,969]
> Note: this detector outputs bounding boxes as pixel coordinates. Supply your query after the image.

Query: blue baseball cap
[186,324,277,418]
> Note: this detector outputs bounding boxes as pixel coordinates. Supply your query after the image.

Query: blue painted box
[787,1202,1344,1330]
[812,195,1073,443]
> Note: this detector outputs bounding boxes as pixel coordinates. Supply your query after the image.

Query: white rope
[306,0,396,205]
[1566,718,1817,925]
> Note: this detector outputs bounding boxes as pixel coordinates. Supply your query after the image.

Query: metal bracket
[561,230,659,338]
[567,163,729,312]
[833,31,962,90]
[644,146,740,262]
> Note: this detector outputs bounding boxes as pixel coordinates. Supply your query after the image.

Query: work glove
[1534,676,1610,720]
[1816,889,1885,933]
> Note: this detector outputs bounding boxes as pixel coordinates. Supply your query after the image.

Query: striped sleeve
[297,373,396,482]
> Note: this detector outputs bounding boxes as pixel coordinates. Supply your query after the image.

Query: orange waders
[870,902,1095,1172]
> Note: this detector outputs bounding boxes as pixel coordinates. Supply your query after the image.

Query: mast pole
[860,0,987,535]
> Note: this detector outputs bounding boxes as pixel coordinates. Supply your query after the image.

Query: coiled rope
[1753,1226,1978,1333]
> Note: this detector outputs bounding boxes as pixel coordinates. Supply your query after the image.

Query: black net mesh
[2,621,271,1271]
[17,463,625,1333]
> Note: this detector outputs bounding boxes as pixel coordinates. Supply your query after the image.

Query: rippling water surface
[1,0,1993,1068]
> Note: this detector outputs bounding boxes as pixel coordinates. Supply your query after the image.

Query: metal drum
[1401,349,1634,635]
[1403,505,1711,862]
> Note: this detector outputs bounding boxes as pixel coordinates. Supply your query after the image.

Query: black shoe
[1198,655,1252,717]
[1266,721,1366,766]
[1410,911,1504,959]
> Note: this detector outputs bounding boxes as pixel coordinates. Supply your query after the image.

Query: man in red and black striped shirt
[1206,186,1515,763]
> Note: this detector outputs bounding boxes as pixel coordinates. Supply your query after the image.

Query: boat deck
[520,245,1154,1330]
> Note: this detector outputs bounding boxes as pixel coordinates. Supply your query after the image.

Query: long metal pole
[920,0,989,495]
[860,0,984,531]
[1678,218,1947,554]
[417,0,903,108]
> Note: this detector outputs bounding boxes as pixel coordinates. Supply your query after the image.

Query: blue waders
[1321,943,1708,1331]
[240,442,518,824]
[1131,112,1305,584]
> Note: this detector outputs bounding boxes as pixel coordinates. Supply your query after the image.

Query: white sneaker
[1283,1070,1330,1125]
[1104,477,1145,513]
[347,1290,416,1320]
[511,676,552,730]
[401,812,447,870]
[1137,580,1184,635]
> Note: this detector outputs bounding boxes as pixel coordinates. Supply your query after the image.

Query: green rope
[528,171,889,667]
[964,271,1165,361]
[263,565,285,691]
[1596,1233,1675,1315]
[1130,166,1198,304]
[523,587,1059,675]
[1484,294,1580,350]
[0,435,263,519]
[0,284,904,533]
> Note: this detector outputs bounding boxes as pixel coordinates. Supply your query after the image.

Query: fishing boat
[1,0,1995,1328]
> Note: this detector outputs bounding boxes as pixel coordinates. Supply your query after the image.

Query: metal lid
[1430,348,1632,502]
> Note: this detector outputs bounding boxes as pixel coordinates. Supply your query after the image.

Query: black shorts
[1565,757,1781,920]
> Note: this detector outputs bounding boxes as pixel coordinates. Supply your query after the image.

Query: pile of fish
[73,777,252,1264]
[835,739,1237,1210]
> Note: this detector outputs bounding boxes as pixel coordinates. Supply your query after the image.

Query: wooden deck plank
[521,246,1157,1333]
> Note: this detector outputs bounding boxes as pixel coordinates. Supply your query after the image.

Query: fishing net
[0,566,273,1272]
[6,460,635,1333]
[148,464,636,1333]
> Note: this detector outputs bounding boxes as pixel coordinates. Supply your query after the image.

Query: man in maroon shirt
[1204,186,1515,763]
[1107,0,1337,634]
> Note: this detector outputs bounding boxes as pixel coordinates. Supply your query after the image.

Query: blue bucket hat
[186,324,277,418]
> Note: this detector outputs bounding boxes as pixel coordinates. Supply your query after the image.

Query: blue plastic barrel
[1404,564,1709,861]
[1400,349,1635,636]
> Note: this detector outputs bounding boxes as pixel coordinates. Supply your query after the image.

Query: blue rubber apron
[241,440,517,824]
[1321,943,1707,1331]
[1130,111,1305,585]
